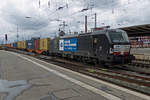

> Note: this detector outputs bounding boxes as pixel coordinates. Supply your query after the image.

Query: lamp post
[16,16,32,42]
[16,24,19,42]
[24,16,32,40]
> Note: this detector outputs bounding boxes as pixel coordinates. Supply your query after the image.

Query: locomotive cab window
[109,31,129,43]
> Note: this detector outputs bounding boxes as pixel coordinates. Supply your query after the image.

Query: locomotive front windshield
[109,31,129,43]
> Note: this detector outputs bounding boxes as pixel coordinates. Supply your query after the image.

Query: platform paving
[0,50,149,100]
[131,48,150,55]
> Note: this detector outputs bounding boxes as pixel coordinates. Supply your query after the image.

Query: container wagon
[12,42,17,48]
[5,44,11,48]
[40,38,50,55]
[17,41,22,49]
[21,40,26,50]
[26,39,34,52]
[34,39,41,54]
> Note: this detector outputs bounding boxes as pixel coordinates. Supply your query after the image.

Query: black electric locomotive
[49,29,134,65]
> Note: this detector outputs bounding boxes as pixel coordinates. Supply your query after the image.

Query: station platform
[0,50,149,100]
[131,48,150,55]
[131,48,150,61]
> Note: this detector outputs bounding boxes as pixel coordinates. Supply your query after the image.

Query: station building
[120,24,150,48]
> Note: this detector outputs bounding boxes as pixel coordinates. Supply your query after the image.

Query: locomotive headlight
[109,48,113,54]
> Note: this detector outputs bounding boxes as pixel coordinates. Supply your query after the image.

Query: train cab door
[93,35,109,60]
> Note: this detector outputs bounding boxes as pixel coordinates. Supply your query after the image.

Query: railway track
[36,55,150,95]
[5,48,150,95]
[131,60,150,68]
[116,61,150,75]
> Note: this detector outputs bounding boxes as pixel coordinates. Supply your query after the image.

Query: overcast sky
[0,0,150,43]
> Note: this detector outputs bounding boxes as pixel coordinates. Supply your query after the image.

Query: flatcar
[49,29,134,65]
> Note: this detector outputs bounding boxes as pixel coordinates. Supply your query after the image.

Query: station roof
[119,24,150,37]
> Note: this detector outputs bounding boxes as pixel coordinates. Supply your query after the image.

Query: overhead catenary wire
[38,0,148,33]
[46,0,130,21]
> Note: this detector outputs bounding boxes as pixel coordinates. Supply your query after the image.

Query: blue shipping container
[13,42,17,48]
[26,40,34,49]
[59,38,78,52]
